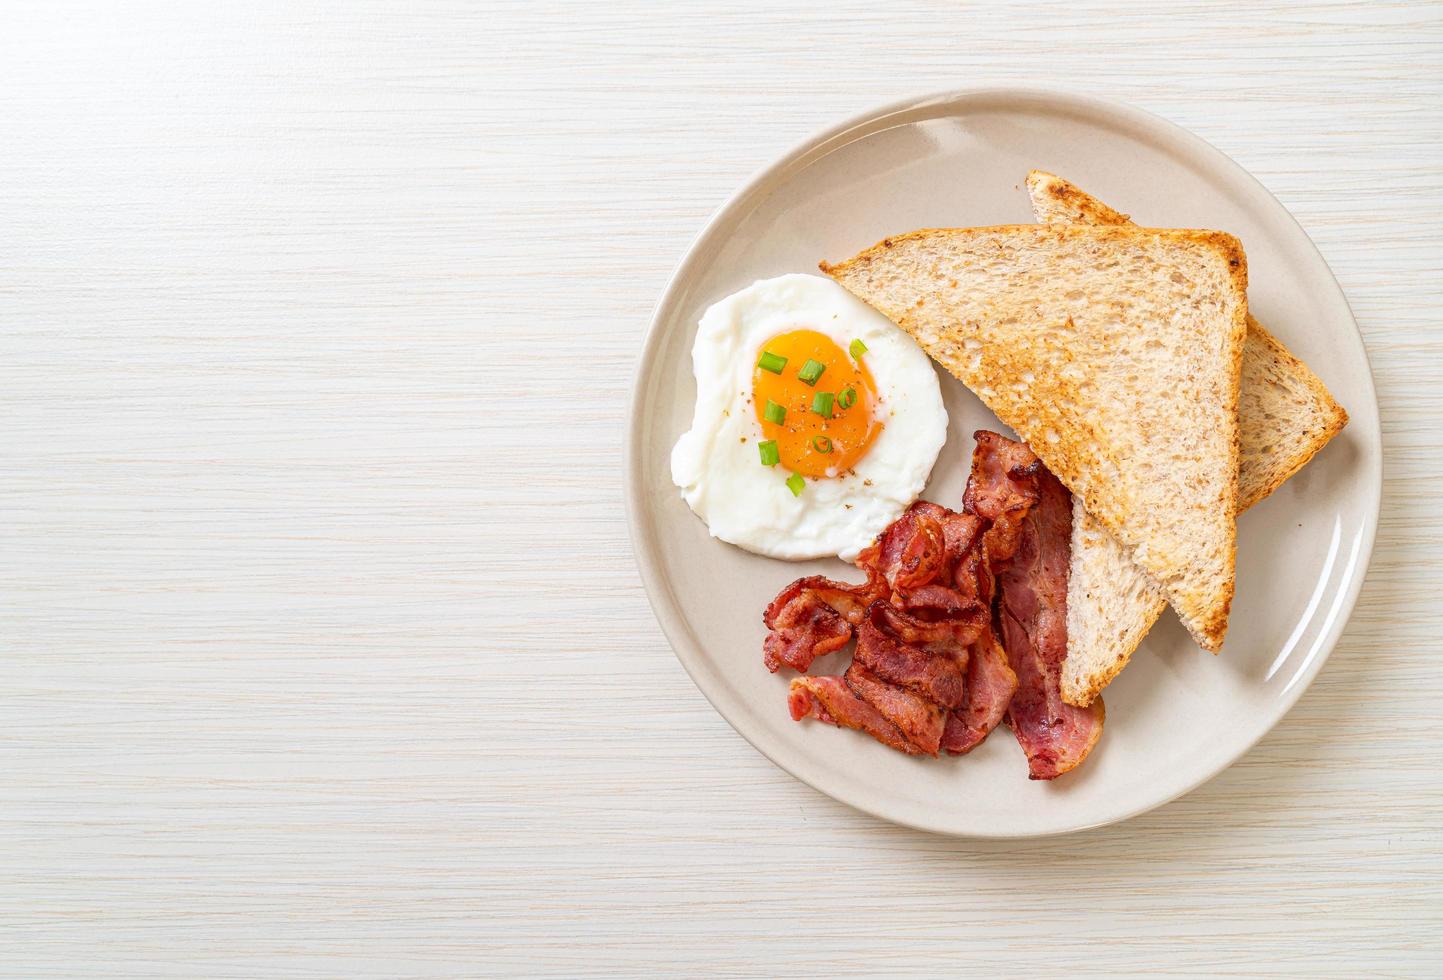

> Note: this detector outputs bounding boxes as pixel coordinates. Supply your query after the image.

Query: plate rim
[623,86,1383,837]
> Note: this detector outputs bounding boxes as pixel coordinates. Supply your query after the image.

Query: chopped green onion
[798,359,826,386]
[837,386,857,410]
[786,473,806,497]
[763,400,786,425]
[849,338,868,359]
[811,435,832,454]
[756,350,788,374]
[811,391,834,418]
[758,440,779,467]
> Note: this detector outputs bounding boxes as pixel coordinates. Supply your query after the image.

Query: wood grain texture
[1,1,1440,976]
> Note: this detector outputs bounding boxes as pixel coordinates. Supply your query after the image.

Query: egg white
[670,273,947,561]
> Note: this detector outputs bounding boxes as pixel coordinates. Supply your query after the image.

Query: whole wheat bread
[1027,171,1348,705]
[822,224,1247,652]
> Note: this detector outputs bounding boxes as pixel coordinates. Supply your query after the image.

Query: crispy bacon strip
[854,602,967,709]
[870,502,989,620]
[966,429,1043,568]
[762,571,883,673]
[870,599,986,657]
[964,430,1042,522]
[939,504,987,568]
[994,454,1105,779]
[845,662,946,757]
[868,502,980,586]
[930,432,1042,756]
[872,504,948,592]
[940,627,1018,755]
[788,676,921,756]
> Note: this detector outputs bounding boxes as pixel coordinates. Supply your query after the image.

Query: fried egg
[670,273,947,561]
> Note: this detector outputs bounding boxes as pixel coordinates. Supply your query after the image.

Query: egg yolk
[752,329,882,479]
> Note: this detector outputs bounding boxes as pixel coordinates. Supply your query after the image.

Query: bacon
[940,507,987,568]
[762,571,884,673]
[853,602,967,709]
[940,627,1018,755]
[964,430,1042,523]
[867,502,947,592]
[761,589,851,674]
[766,501,973,755]
[870,598,986,654]
[870,502,990,620]
[948,542,992,614]
[766,432,1102,777]
[933,432,1036,756]
[866,502,985,593]
[994,456,1104,779]
[788,676,921,756]
[845,662,946,757]
[966,429,1044,567]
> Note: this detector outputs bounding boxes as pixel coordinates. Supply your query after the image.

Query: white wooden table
[3,2,1440,975]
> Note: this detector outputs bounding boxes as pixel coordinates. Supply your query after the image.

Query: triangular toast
[822,224,1247,652]
[1026,171,1348,705]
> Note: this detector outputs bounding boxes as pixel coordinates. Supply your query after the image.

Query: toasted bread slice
[1027,171,1348,705]
[822,224,1247,652]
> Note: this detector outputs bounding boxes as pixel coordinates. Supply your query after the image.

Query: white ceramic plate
[625,89,1381,837]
